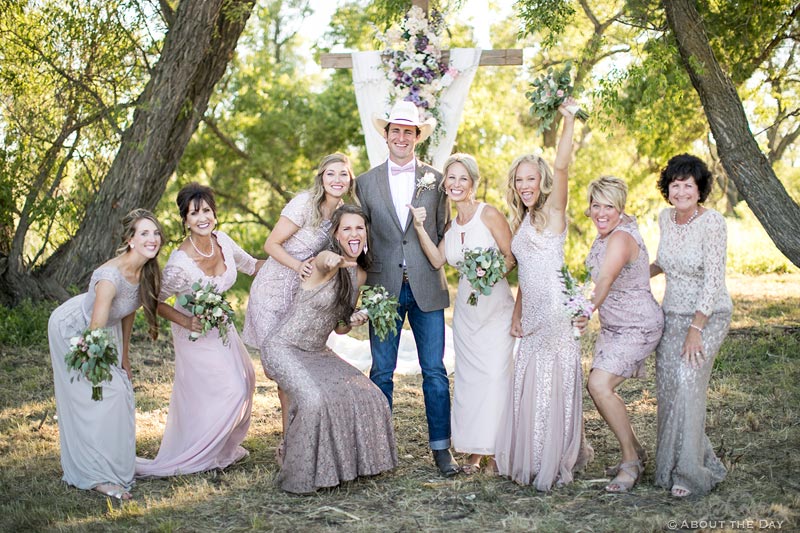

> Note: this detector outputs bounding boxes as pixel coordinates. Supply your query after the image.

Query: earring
[363,243,368,254]
[129,243,134,249]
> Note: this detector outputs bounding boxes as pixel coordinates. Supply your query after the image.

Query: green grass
[1,275,799,532]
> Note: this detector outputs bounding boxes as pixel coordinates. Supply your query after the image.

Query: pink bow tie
[390,163,415,176]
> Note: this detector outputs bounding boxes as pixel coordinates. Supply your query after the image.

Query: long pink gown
[136,231,257,477]
[495,220,593,491]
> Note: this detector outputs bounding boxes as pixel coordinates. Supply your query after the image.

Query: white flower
[419,172,436,187]
[212,307,224,317]
[69,336,80,347]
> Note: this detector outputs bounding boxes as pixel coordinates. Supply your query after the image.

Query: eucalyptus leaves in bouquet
[526,60,588,134]
[65,328,119,401]
[178,281,235,345]
[359,285,401,341]
[456,247,508,306]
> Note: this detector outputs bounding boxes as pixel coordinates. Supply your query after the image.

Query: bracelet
[689,324,704,333]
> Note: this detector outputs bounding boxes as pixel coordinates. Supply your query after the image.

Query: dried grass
[1,275,798,532]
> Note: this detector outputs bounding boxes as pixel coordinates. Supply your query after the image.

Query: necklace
[189,234,215,258]
[672,208,699,226]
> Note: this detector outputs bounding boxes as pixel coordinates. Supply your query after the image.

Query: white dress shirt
[387,160,416,228]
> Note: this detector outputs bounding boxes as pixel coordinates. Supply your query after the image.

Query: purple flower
[415,35,429,52]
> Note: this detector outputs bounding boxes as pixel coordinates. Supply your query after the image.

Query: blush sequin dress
[585,215,663,378]
[495,219,593,491]
[243,192,332,358]
[262,269,398,493]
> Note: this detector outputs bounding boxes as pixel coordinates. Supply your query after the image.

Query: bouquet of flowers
[65,328,119,401]
[376,5,458,156]
[359,285,401,341]
[177,281,235,346]
[526,60,589,134]
[456,247,508,306]
[557,265,594,339]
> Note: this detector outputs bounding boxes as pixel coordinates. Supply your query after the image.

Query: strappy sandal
[460,463,481,475]
[605,448,648,476]
[604,460,642,493]
[671,484,692,498]
[94,483,132,500]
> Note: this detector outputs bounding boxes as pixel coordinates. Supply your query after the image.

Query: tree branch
[202,116,293,202]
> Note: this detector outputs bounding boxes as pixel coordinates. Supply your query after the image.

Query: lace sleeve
[91,266,119,288]
[158,256,191,301]
[698,210,728,316]
[218,231,257,276]
[281,191,311,228]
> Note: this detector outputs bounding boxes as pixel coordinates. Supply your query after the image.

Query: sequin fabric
[495,219,592,491]
[243,191,333,352]
[262,269,398,493]
[585,215,664,378]
[653,208,731,495]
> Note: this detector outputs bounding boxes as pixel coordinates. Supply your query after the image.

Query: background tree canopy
[1,0,798,306]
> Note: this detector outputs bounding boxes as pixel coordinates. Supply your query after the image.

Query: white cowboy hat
[372,100,437,143]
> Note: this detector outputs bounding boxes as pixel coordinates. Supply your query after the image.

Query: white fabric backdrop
[351,48,482,170]
[345,48,484,376]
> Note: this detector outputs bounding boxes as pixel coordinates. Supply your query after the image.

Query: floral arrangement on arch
[376,5,459,157]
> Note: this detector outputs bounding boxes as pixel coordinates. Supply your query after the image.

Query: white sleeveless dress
[444,203,515,455]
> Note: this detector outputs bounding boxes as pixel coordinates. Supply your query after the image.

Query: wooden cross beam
[319,0,522,69]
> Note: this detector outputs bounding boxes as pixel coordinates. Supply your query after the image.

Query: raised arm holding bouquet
[526,61,588,134]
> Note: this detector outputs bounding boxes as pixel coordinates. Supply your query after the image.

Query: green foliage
[456,247,508,305]
[360,284,400,341]
[0,299,56,348]
[172,1,365,255]
[0,0,165,269]
[516,0,576,47]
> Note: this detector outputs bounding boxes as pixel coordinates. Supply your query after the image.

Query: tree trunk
[664,0,800,267]
[27,0,256,299]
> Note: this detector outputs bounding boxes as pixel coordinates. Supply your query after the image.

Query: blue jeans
[369,281,451,450]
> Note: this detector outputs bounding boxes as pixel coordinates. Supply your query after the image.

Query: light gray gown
[48,266,139,490]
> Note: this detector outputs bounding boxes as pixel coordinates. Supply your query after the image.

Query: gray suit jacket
[356,160,450,312]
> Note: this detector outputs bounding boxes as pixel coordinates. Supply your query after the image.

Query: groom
[356,101,458,476]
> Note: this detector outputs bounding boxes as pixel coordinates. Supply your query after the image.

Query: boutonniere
[415,172,436,199]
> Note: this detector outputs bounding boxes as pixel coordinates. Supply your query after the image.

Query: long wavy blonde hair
[115,209,163,340]
[307,153,357,227]
[505,154,554,233]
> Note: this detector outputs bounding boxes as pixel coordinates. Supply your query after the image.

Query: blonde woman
[576,176,663,493]
[409,153,515,474]
[494,98,593,491]
[242,153,355,462]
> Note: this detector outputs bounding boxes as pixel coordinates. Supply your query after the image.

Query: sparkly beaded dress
[495,219,593,491]
[262,268,398,493]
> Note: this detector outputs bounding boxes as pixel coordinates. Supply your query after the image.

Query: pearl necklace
[672,208,699,226]
[189,234,214,258]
